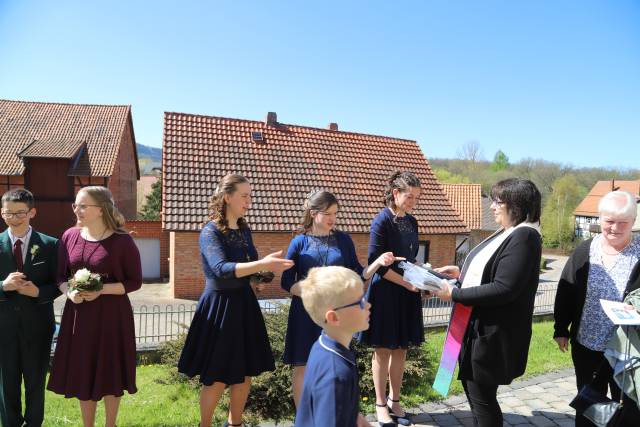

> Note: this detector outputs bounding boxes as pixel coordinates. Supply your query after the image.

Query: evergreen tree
[139,178,162,220]
[490,150,510,172]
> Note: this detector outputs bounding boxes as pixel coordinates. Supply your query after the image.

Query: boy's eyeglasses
[72,203,100,211]
[1,211,29,219]
[333,295,367,311]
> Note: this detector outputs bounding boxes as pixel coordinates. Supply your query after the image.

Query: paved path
[404,369,576,427]
[261,369,577,427]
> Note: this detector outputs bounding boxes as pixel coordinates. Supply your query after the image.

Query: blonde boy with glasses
[294,266,373,427]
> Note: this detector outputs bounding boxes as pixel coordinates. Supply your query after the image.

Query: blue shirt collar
[319,332,356,366]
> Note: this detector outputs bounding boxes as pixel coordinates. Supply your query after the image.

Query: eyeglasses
[333,295,367,311]
[72,203,100,211]
[1,210,29,219]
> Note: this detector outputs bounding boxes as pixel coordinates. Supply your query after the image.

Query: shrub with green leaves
[158,302,432,423]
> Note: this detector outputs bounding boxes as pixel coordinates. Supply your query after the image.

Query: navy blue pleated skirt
[357,275,424,349]
[178,284,275,386]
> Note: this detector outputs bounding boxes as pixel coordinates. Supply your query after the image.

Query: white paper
[398,261,457,292]
[600,299,640,325]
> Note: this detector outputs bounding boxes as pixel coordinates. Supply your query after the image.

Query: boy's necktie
[14,239,24,272]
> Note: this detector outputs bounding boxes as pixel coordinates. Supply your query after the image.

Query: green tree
[139,178,162,220]
[490,150,510,172]
[433,167,471,184]
[541,174,586,249]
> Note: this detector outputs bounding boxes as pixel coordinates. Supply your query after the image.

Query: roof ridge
[0,99,131,109]
[163,111,417,143]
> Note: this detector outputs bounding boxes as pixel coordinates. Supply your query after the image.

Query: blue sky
[1,0,638,169]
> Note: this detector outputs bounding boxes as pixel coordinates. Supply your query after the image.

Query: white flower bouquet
[68,268,103,292]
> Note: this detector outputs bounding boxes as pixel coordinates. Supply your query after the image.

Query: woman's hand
[554,337,569,352]
[434,265,461,279]
[80,290,102,302]
[433,280,455,301]
[260,250,295,273]
[375,252,405,267]
[67,289,84,304]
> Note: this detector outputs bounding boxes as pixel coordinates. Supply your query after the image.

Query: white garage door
[133,238,161,279]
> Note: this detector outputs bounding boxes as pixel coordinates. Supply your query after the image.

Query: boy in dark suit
[294,266,372,427]
[0,188,59,427]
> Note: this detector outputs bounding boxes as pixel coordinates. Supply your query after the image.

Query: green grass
[44,365,208,426]
[42,320,572,426]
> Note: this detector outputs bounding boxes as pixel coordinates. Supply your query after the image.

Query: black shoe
[375,402,397,426]
[387,397,413,426]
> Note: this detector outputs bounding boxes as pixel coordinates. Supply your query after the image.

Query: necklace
[309,231,333,266]
[601,238,632,256]
[80,227,108,268]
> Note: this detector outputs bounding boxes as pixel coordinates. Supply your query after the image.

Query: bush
[158,302,433,423]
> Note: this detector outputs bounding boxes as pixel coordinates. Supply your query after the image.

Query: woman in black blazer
[434,178,542,427]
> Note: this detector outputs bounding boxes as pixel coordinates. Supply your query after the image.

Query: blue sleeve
[339,232,364,277]
[368,214,390,276]
[199,225,237,279]
[310,376,352,427]
[281,235,302,292]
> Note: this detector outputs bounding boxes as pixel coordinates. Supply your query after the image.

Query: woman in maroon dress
[47,186,142,427]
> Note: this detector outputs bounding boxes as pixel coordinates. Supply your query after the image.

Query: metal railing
[53,284,557,347]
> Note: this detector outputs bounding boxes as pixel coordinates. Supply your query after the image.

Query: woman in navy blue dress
[281,190,399,406]
[358,171,423,427]
[178,174,294,427]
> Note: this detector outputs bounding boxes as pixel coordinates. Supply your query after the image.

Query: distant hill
[136,143,162,175]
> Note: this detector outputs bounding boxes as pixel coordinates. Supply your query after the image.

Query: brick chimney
[328,123,338,131]
[266,112,277,126]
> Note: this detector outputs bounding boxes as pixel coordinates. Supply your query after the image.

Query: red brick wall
[109,119,137,220]
[170,230,457,300]
[127,220,169,278]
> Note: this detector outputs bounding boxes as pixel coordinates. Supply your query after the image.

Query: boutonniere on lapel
[30,244,40,259]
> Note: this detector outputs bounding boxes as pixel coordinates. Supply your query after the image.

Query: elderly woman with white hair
[554,190,640,426]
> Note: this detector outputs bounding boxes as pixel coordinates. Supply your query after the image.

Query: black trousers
[0,325,53,427]
[462,380,502,427]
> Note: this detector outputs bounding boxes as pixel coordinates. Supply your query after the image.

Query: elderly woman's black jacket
[451,226,542,385]
[553,238,640,341]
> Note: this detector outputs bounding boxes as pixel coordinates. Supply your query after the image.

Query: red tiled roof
[574,180,640,217]
[441,183,482,231]
[0,99,137,177]
[162,112,468,234]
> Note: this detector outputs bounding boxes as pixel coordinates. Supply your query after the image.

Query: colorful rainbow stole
[432,303,473,396]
